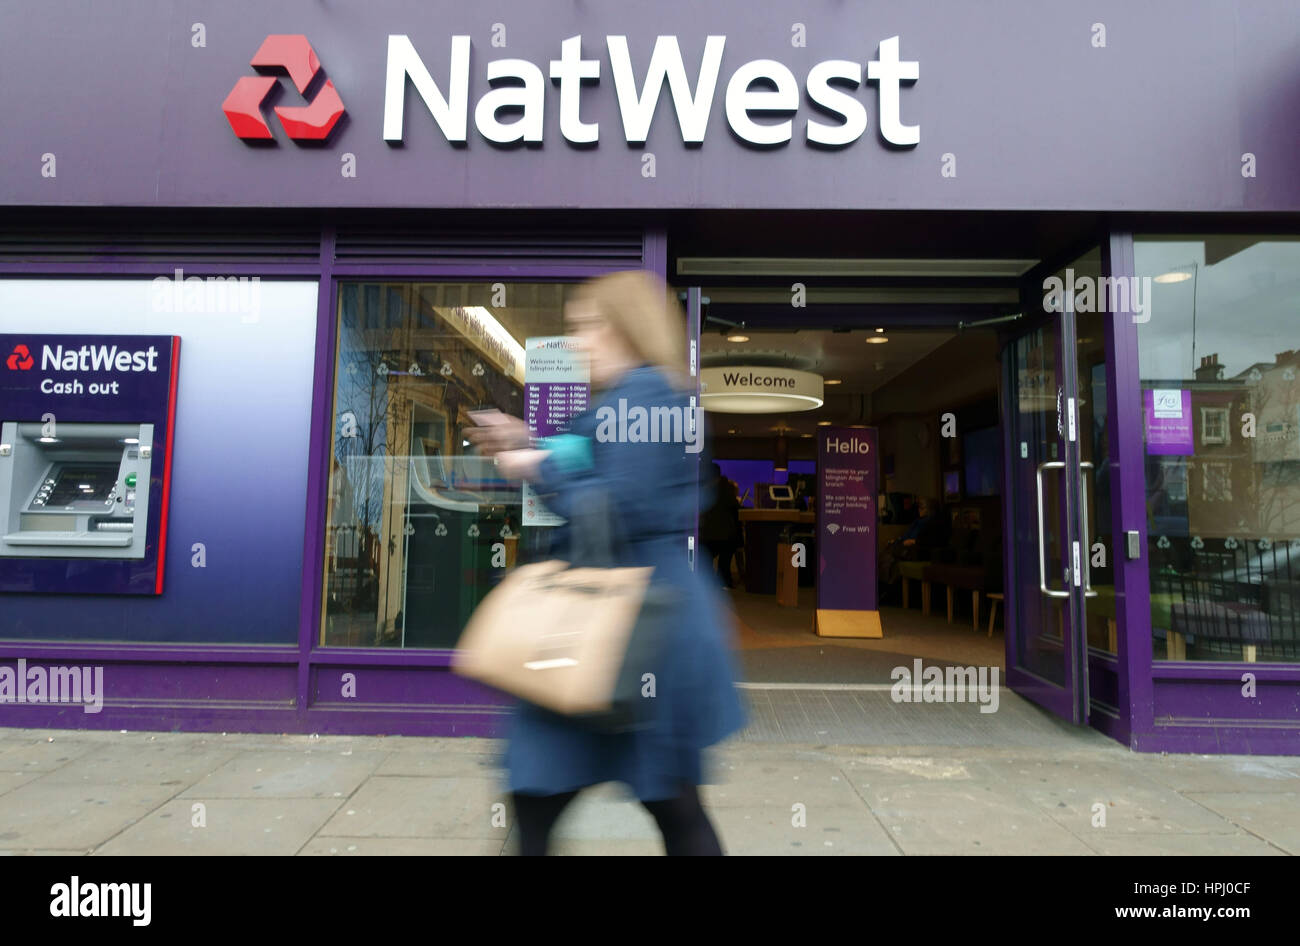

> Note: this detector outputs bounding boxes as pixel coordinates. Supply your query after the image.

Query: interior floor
[729,587,1003,685]
[722,588,1102,749]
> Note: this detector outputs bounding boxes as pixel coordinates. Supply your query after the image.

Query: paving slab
[703,758,866,809]
[92,798,344,855]
[0,770,42,797]
[178,748,390,799]
[37,741,239,789]
[1181,792,1300,855]
[1078,832,1286,856]
[0,737,104,773]
[0,780,179,850]
[1137,756,1300,793]
[708,804,900,856]
[299,837,507,856]
[865,782,1100,855]
[374,750,502,779]
[980,759,1238,836]
[547,792,661,842]
[317,776,510,840]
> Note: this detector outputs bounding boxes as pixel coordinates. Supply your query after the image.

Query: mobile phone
[468,409,509,426]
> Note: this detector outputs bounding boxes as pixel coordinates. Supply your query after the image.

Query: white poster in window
[522,336,590,526]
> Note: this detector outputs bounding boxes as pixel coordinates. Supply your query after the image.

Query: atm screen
[43,464,117,506]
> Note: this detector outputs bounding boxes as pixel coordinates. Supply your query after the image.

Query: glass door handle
[1035,461,1071,599]
[1079,461,1098,598]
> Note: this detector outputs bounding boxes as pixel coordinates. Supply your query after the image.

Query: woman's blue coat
[500,364,747,801]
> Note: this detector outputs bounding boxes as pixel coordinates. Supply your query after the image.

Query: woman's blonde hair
[570,270,690,391]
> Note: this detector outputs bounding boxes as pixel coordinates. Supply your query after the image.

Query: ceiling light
[1154,271,1193,284]
[875,327,885,333]
[865,336,890,344]
[700,367,824,413]
[726,334,750,343]
[824,379,841,385]
[817,421,832,426]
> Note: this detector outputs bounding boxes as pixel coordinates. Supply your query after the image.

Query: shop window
[1200,407,1229,445]
[1200,461,1232,503]
[319,282,576,648]
[1136,236,1300,663]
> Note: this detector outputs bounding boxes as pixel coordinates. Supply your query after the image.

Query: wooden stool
[986,592,1004,638]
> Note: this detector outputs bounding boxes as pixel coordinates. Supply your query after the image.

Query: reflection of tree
[328,287,404,633]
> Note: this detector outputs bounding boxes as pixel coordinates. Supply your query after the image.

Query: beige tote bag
[452,559,655,717]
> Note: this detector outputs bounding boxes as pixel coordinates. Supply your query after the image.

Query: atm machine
[0,333,179,594]
[0,422,155,559]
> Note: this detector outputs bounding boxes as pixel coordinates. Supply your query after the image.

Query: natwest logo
[6,344,34,371]
[223,35,345,142]
[42,344,160,373]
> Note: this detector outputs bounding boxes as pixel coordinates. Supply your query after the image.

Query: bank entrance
[677,240,1128,743]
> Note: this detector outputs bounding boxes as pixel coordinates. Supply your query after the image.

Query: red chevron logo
[222,35,345,142]
[6,344,34,371]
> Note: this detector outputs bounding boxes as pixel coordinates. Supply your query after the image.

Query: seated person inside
[879,496,950,605]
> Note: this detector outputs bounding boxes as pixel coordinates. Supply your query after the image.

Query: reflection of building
[322,284,555,648]
[1147,349,1300,539]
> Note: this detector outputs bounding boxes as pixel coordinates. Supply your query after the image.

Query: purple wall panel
[310,666,511,708]
[1152,678,1300,722]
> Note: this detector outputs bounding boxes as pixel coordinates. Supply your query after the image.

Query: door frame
[998,241,1102,725]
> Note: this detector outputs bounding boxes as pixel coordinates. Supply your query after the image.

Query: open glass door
[1001,252,1100,724]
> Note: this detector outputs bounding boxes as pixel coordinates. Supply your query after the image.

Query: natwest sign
[224,32,920,150]
[381,34,919,147]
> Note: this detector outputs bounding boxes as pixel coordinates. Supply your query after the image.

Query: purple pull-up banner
[817,426,879,612]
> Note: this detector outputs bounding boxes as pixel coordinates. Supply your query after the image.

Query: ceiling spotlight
[817,421,832,426]
[824,379,842,385]
[875,327,885,333]
[726,334,750,342]
[866,336,890,344]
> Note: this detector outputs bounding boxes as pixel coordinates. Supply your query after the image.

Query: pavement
[0,721,1296,855]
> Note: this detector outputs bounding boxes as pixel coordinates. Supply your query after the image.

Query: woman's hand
[465,413,531,457]
[494,448,547,482]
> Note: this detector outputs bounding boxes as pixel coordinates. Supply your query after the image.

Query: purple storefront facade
[0,0,1298,753]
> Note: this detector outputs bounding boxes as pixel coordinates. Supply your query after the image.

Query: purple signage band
[2,1,1298,211]
[816,426,879,612]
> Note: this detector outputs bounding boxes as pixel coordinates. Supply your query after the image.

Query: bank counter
[740,508,816,594]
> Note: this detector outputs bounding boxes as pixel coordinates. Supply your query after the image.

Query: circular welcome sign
[700,366,824,413]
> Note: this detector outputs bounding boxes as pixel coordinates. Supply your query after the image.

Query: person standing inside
[700,462,742,588]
